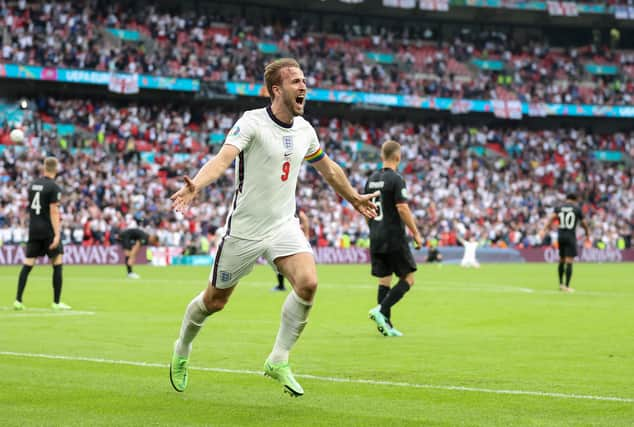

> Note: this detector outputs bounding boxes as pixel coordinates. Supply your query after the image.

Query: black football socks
[565,263,573,287]
[380,279,410,318]
[558,262,565,285]
[16,264,33,302]
[53,264,63,304]
[377,285,390,319]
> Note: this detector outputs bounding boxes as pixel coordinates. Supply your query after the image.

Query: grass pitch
[1,262,633,426]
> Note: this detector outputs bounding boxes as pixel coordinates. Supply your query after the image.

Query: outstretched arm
[170,144,240,212]
[310,155,378,219]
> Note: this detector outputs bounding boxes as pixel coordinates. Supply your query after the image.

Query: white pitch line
[0,351,631,403]
[0,306,95,317]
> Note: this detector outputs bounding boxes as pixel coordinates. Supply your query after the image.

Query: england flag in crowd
[493,100,523,119]
[547,1,578,17]
[108,73,139,94]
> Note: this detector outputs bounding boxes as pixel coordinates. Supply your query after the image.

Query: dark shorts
[26,238,64,259]
[371,246,417,278]
[558,236,578,258]
[120,236,138,250]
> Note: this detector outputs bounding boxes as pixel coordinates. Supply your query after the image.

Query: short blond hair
[44,157,58,174]
[381,140,401,161]
[264,58,301,100]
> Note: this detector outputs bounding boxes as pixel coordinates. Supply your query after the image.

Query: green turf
[1,263,633,426]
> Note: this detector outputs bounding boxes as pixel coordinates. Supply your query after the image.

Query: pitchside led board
[3,245,631,266]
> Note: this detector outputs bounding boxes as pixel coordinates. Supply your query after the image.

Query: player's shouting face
[275,66,307,117]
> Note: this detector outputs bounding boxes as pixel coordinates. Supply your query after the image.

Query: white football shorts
[209,218,312,289]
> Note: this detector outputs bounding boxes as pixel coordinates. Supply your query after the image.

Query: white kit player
[168,58,379,397]
[458,234,481,268]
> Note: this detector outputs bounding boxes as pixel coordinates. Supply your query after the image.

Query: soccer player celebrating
[118,228,158,279]
[540,193,591,292]
[14,157,70,311]
[365,141,422,337]
[457,233,481,268]
[169,58,378,397]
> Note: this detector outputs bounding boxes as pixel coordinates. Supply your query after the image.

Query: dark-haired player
[14,157,70,311]
[541,193,591,292]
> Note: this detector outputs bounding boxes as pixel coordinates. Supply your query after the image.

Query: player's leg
[368,252,393,335]
[377,275,391,319]
[275,273,285,290]
[266,252,315,396]
[170,235,262,392]
[15,239,44,309]
[564,257,575,292]
[49,252,71,310]
[375,248,417,336]
[126,242,141,279]
[269,260,286,291]
[262,220,314,396]
[15,255,36,310]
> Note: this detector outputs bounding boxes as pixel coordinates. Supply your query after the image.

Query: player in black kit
[118,228,158,279]
[365,141,422,336]
[14,157,71,311]
[541,193,591,292]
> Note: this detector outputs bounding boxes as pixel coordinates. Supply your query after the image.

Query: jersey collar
[266,105,293,129]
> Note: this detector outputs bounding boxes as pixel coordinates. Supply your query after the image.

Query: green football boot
[13,301,25,311]
[368,305,389,336]
[170,348,189,392]
[386,326,403,337]
[264,360,304,397]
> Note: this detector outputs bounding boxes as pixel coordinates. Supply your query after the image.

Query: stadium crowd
[1,1,633,105]
[1,98,632,251]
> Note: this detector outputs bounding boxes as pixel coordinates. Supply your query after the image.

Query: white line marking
[0,306,95,317]
[0,351,631,403]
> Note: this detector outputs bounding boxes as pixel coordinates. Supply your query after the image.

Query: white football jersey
[223,107,323,240]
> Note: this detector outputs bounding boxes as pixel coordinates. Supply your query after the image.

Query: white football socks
[174,291,209,358]
[268,291,313,364]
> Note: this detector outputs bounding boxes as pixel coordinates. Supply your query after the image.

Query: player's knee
[205,296,228,313]
[401,272,415,287]
[202,290,230,313]
[294,274,318,300]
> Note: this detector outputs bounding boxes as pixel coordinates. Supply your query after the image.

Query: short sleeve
[394,175,410,204]
[304,127,325,164]
[224,112,256,152]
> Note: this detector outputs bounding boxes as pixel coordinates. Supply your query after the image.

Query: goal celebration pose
[169,58,378,397]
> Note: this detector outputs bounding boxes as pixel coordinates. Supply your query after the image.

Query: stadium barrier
[0,245,146,265]
[1,245,632,265]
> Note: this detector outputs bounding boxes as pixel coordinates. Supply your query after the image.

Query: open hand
[353,191,380,219]
[170,176,198,212]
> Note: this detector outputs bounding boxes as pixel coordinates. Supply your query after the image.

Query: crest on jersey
[282,135,294,156]
[230,125,240,137]
[219,271,232,282]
